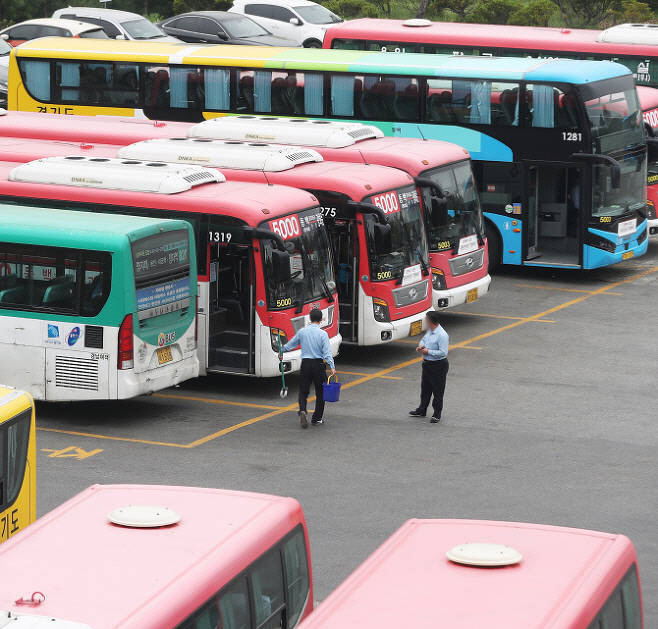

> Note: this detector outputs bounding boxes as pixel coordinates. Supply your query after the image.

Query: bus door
[207,234,254,374]
[524,163,582,267]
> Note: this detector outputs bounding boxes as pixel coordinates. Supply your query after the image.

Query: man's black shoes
[409,409,426,417]
[430,416,441,423]
[299,410,308,429]
[311,418,324,425]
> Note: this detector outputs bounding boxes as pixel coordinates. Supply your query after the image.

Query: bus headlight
[585,233,616,252]
[647,201,656,220]
[432,269,446,291]
[372,298,390,323]
[270,328,287,352]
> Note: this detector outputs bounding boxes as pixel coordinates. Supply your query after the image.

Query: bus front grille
[392,279,429,308]
[55,356,99,391]
[449,249,485,276]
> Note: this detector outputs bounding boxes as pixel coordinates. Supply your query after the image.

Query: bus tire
[303,39,322,48]
[485,220,501,273]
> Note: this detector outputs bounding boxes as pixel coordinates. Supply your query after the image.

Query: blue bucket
[323,375,342,403]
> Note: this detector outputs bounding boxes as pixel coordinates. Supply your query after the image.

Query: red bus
[0,111,490,309]
[322,19,658,238]
[299,518,643,629]
[0,484,313,629]
[0,155,340,377]
[0,134,431,346]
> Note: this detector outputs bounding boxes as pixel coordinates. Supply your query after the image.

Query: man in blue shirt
[409,310,449,423]
[280,308,336,429]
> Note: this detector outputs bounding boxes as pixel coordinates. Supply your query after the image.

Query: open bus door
[524,163,583,267]
[207,235,255,374]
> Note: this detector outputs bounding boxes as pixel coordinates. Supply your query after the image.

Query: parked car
[229,0,342,47]
[0,39,10,108]
[0,18,108,47]
[159,11,298,46]
[52,7,180,42]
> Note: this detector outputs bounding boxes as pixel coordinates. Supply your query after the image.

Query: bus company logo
[408,287,418,301]
[70,176,102,185]
[47,324,59,339]
[465,257,475,268]
[246,133,275,141]
[371,192,401,215]
[178,155,210,162]
[67,326,81,346]
[158,331,176,346]
[269,215,301,240]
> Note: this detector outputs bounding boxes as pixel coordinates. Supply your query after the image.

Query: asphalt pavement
[35,239,658,624]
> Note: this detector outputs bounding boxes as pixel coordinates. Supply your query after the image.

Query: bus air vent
[188,116,384,148]
[117,139,323,172]
[8,157,225,194]
[446,543,522,567]
[108,505,181,528]
[402,18,432,27]
[54,356,99,391]
[84,325,104,349]
[0,611,93,628]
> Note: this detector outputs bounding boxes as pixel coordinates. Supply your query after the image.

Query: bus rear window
[132,229,191,320]
[0,409,31,513]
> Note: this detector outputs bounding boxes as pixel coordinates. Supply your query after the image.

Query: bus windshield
[366,186,428,281]
[584,86,644,154]
[420,162,483,251]
[132,229,192,320]
[263,208,336,310]
[592,155,647,218]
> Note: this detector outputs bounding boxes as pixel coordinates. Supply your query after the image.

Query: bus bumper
[434,274,491,309]
[118,354,199,399]
[267,333,342,378]
[360,310,426,345]
[584,222,648,269]
[648,218,658,236]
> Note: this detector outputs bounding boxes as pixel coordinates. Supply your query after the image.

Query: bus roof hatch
[0,611,93,628]
[117,138,322,172]
[188,116,384,148]
[9,157,224,194]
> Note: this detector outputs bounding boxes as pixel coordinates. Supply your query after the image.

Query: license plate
[410,320,423,336]
[622,250,634,260]
[156,346,173,365]
[466,288,478,303]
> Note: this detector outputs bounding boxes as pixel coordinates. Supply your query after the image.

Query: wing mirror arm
[572,152,621,189]
[244,226,286,251]
[346,200,387,225]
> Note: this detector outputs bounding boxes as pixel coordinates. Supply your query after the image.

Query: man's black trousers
[299,358,326,420]
[419,358,449,419]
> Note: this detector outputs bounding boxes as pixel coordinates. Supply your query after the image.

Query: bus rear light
[432,269,446,291]
[118,314,134,370]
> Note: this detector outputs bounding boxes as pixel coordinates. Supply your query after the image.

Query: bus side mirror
[373,223,392,254]
[572,152,620,189]
[271,249,292,283]
[430,197,448,228]
[647,137,658,163]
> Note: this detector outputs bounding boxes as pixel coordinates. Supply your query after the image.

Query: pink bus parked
[0,484,313,629]
[299,519,642,629]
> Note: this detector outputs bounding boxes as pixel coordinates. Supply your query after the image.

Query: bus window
[283,530,310,627]
[18,59,51,102]
[219,578,251,629]
[250,550,286,629]
[621,566,642,629]
[526,84,578,129]
[0,409,30,519]
[359,76,419,122]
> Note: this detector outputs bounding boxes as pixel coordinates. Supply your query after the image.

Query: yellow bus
[0,387,36,542]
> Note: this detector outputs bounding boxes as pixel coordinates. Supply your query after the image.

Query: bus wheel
[303,39,322,48]
[485,221,501,273]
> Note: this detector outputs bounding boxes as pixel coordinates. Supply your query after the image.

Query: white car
[52,7,181,42]
[229,0,342,47]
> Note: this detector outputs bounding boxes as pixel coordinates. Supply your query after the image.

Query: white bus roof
[189,116,384,148]
[118,138,323,172]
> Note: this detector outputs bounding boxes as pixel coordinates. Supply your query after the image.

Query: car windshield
[365,185,428,282]
[0,40,11,55]
[262,207,336,310]
[584,85,644,154]
[224,15,269,38]
[121,18,166,39]
[79,28,109,39]
[420,162,483,252]
[293,5,342,24]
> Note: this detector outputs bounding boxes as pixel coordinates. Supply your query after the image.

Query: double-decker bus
[0,386,35,543]
[0,111,490,309]
[0,204,199,400]
[0,136,429,345]
[324,19,658,239]
[7,39,648,269]
[298,519,643,629]
[0,484,313,629]
[0,158,339,377]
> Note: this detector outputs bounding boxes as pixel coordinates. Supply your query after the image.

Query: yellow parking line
[153,393,284,410]
[449,312,555,323]
[514,284,623,296]
[337,370,402,380]
[38,265,658,449]
[459,345,482,350]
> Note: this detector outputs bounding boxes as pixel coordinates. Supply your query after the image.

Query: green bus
[0,204,198,401]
